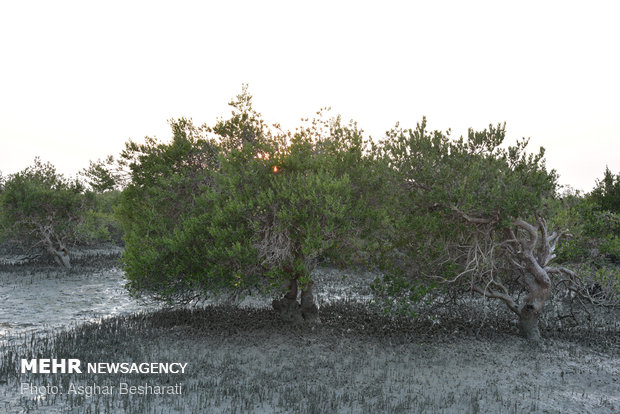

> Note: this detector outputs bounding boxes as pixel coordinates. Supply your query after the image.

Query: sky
[1,0,618,192]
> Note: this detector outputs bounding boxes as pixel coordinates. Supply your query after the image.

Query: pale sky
[1,0,618,192]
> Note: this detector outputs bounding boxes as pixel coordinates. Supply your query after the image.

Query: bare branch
[253,208,294,267]
[513,218,538,252]
[472,285,519,315]
[451,206,499,225]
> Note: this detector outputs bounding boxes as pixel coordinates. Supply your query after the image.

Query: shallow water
[0,262,376,345]
[0,266,160,344]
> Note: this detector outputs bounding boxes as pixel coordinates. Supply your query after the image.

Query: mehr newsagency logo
[20,358,186,397]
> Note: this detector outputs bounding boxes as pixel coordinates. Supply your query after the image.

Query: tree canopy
[1,158,88,267]
[375,118,571,339]
[113,87,620,337]
[118,88,388,320]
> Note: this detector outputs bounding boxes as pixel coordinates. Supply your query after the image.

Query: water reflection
[0,267,160,344]
[0,265,376,344]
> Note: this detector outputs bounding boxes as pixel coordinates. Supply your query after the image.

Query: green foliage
[376,117,558,302]
[80,190,123,244]
[0,159,124,252]
[0,158,88,248]
[573,263,620,303]
[548,184,620,302]
[119,88,387,302]
[117,117,220,299]
[211,84,271,152]
[382,118,556,222]
[590,166,620,213]
[81,155,124,192]
[550,189,620,264]
[582,168,620,290]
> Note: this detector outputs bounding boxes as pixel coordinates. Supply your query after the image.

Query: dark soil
[1,304,618,414]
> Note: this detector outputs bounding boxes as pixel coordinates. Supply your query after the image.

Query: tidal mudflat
[0,247,618,413]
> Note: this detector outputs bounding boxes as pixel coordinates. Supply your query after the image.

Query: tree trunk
[466,214,567,342]
[517,281,549,342]
[272,277,303,323]
[48,243,71,269]
[41,229,71,269]
[300,281,320,323]
[518,304,541,342]
[272,277,319,323]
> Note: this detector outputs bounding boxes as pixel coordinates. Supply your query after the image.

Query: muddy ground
[0,245,618,413]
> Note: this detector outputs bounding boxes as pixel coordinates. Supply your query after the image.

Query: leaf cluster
[0,158,86,244]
